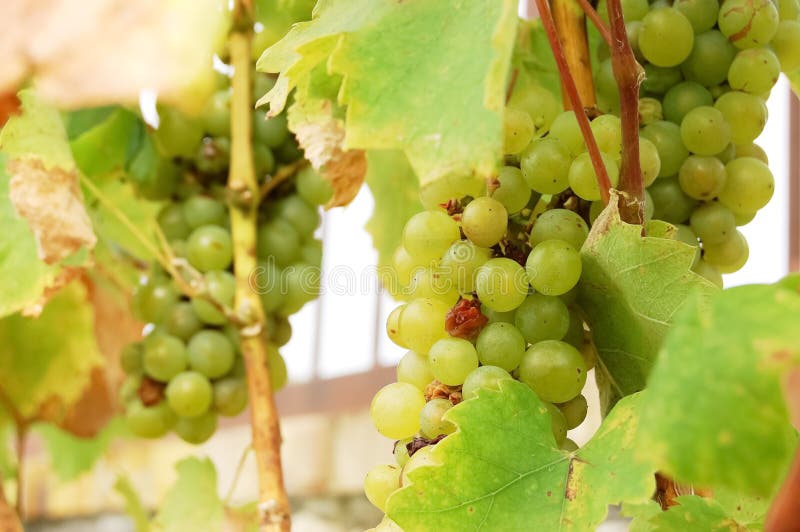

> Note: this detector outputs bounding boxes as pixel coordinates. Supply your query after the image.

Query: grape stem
[574,0,613,46]
[605,0,646,224]
[535,0,613,204]
[227,13,292,532]
[258,158,308,201]
[551,0,599,109]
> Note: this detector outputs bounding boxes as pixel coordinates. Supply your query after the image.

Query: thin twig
[575,0,613,46]
[14,427,26,519]
[224,444,254,506]
[258,159,309,201]
[505,68,519,104]
[536,0,613,204]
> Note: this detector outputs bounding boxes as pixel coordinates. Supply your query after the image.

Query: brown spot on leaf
[322,148,366,208]
[564,458,578,501]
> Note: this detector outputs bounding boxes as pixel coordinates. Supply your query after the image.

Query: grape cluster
[120,70,332,445]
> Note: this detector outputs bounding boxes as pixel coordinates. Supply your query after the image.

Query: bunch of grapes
[119,68,332,445]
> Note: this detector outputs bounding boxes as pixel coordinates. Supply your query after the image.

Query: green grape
[402,211,460,262]
[214,377,248,417]
[428,337,479,386]
[641,121,689,177]
[680,106,731,156]
[187,225,233,272]
[526,240,582,296]
[561,438,580,452]
[419,398,456,438]
[557,395,588,430]
[397,350,434,391]
[678,156,727,200]
[646,219,679,239]
[164,302,203,341]
[254,143,277,177]
[734,211,757,226]
[514,293,570,344]
[728,48,780,94]
[274,195,319,236]
[529,209,589,250]
[267,345,288,391]
[272,317,293,347]
[662,82,714,124]
[202,89,231,137]
[481,304,515,324]
[174,410,218,444]
[508,83,560,138]
[253,110,289,148]
[693,258,724,287]
[639,137,662,187]
[590,115,622,160]
[296,167,333,206]
[158,204,191,241]
[364,464,401,512]
[394,438,412,467]
[401,445,438,486]
[191,270,236,325]
[386,304,408,348]
[187,329,235,378]
[121,342,144,374]
[504,107,535,154]
[257,218,301,267]
[476,322,526,371]
[690,203,736,245]
[440,241,492,294]
[278,264,320,316]
[779,0,800,20]
[461,197,508,248]
[545,402,568,445]
[520,138,572,194]
[703,230,749,272]
[772,21,800,72]
[256,261,285,313]
[418,175,485,211]
[151,106,204,158]
[549,111,585,155]
[568,152,619,201]
[132,156,181,201]
[126,400,176,438]
[370,382,426,439]
[143,333,188,382]
[649,176,697,223]
[719,157,775,214]
[735,143,768,164]
[491,166,531,215]
[675,224,701,266]
[714,91,768,145]
[519,340,587,403]
[397,298,450,354]
[461,365,512,400]
[133,276,180,323]
[639,8,694,66]
[300,240,323,269]
[639,97,663,126]
[182,196,227,230]
[275,137,304,163]
[475,258,529,312]
[674,0,719,32]
[166,371,213,418]
[681,31,738,87]
[408,267,459,305]
[562,310,585,348]
[626,21,645,62]
[644,189,655,221]
[718,0,779,48]
[121,375,142,403]
[597,0,650,21]
[195,137,231,175]
[596,59,621,114]
[641,65,683,94]
[391,247,417,290]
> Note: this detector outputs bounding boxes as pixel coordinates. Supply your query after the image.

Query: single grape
[253,144,276,176]
[461,197,508,248]
[402,211,460,263]
[191,270,236,325]
[203,89,231,137]
[504,107,535,154]
[267,345,288,391]
[440,241,492,294]
[520,139,572,194]
[674,0,719,32]
[596,59,621,114]
[481,304,516,324]
[186,225,233,272]
[397,350,434,391]
[718,0,779,48]
[529,209,589,250]
[257,218,301,266]
[772,21,800,72]
[678,156,727,200]
[561,438,579,452]
[639,137,662,187]
[256,261,285,314]
[418,175,485,211]
[475,258,529,312]
[370,382,426,439]
[394,438,413,467]
[401,445,438,486]
[133,276,180,323]
[253,111,289,148]
[158,204,191,241]
[680,106,731,156]
[151,106,204,158]
[397,298,450,354]
[274,195,320,236]
[278,264,320,316]
[187,329,235,378]
[214,377,248,417]
[476,322,526,371]
[779,0,800,20]
[703,230,749,272]
[545,402,568,445]
[690,203,737,244]
[300,240,323,269]
[491,166,531,214]
[166,370,213,418]
[408,267,459,306]
[174,410,218,444]
[693,258,724,287]
[461,365,512,400]
[296,166,334,206]
[364,464,401,512]
[639,8,694,67]
[126,400,176,438]
[681,30,738,87]
[639,97,663,126]
[641,121,689,177]
[674,224,701,266]
[641,64,683,94]
[714,91,768,145]
[121,342,144,374]
[526,240,582,296]
[164,302,203,341]
[728,48,780,95]
[590,114,622,160]
[735,143,768,164]
[662,82,714,124]
[195,137,231,175]
[648,176,697,224]
[514,293,570,344]
[428,337,479,386]
[562,310,585,349]
[419,398,456,438]
[386,304,408,348]
[734,211,757,226]
[508,83,560,138]
[519,340,587,403]
[557,395,588,430]
[549,111,585,155]
[568,152,619,202]
[719,157,775,214]
[143,333,188,382]
[183,196,227,230]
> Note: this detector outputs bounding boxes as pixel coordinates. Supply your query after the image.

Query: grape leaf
[114,475,151,532]
[638,282,800,497]
[628,491,768,532]
[153,458,224,532]
[577,196,718,413]
[67,107,144,178]
[259,0,518,187]
[387,380,655,531]
[364,150,421,270]
[0,281,103,418]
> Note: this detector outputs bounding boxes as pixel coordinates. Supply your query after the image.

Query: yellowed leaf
[323,148,366,208]
[0,497,22,532]
[8,159,96,265]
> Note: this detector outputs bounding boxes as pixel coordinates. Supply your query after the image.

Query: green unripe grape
[728,48,780,94]
[126,400,176,438]
[296,166,334,206]
[214,377,248,417]
[718,0,779,48]
[419,398,456,438]
[508,83,560,138]
[186,225,233,272]
[256,261,285,314]
[681,31,737,88]
[561,438,579,452]
[461,197,508,248]
[476,322,526,371]
[520,138,572,194]
[364,464,401,512]
[662,82,714,124]
[674,0,720,32]
[545,402,568,445]
[596,59,621,114]
[195,137,231,175]
[133,277,180,323]
[386,304,408,348]
[397,298,450,354]
[678,156,727,200]
[568,152,619,201]
[403,211,460,263]
[481,304,515,324]
[491,166,531,215]
[158,203,191,241]
[641,121,689,177]
[394,438,413,467]
[503,107,535,154]
[461,365,512,400]
[719,157,775,214]
[690,203,737,245]
[440,240,492,294]
[272,317,293,347]
[693,259,724,287]
[274,195,319,236]
[187,329,235,379]
[557,394,588,429]
[526,240,582,296]
[397,350,434,391]
[301,240,323,269]
[735,143,768,164]
[391,247,417,290]
[779,0,800,20]
[675,224,701,266]
[174,410,218,444]
[401,445,438,486]
[703,230,749,273]
[639,8,694,66]
[121,375,142,403]
[772,21,800,72]
[590,114,622,160]
[253,110,290,148]
[132,156,181,201]
[476,258,529,313]
[164,302,203,341]
[166,370,213,418]
[714,91,768,145]
[642,65,683,94]
[549,111,585,155]
[143,333,188,382]
[191,270,236,325]
[639,137,662,187]
[152,106,204,158]
[182,195,227,230]
[370,382,426,439]
[202,90,231,137]
[428,337,479,386]
[408,267,459,306]
[121,342,144,374]
[680,106,731,156]
[514,293,570,344]
[278,263,321,317]
[267,345,288,391]
[530,209,589,250]
[734,211,757,226]
[519,340,587,403]
[419,175,485,211]
[638,97,663,126]
[257,218,301,267]
[562,310,585,349]
[648,177,697,224]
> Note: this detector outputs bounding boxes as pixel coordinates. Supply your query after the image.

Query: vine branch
[228,17,291,532]
[551,0,598,108]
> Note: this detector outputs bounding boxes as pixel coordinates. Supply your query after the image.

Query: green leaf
[577,197,718,413]
[1,91,75,170]
[629,491,768,531]
[387,380,655,531]
[154,458,224,532]
[34,417,127,482]
[512,20,561,101]
[364,150,421,270]
[259,0,518,186]
[114,475,151,532]
[0,281,103,418]
[68,108,144,178]
[638,282,800,497]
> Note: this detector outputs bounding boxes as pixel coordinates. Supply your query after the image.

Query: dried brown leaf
[0,497,22,532]
[322,148,366,208]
